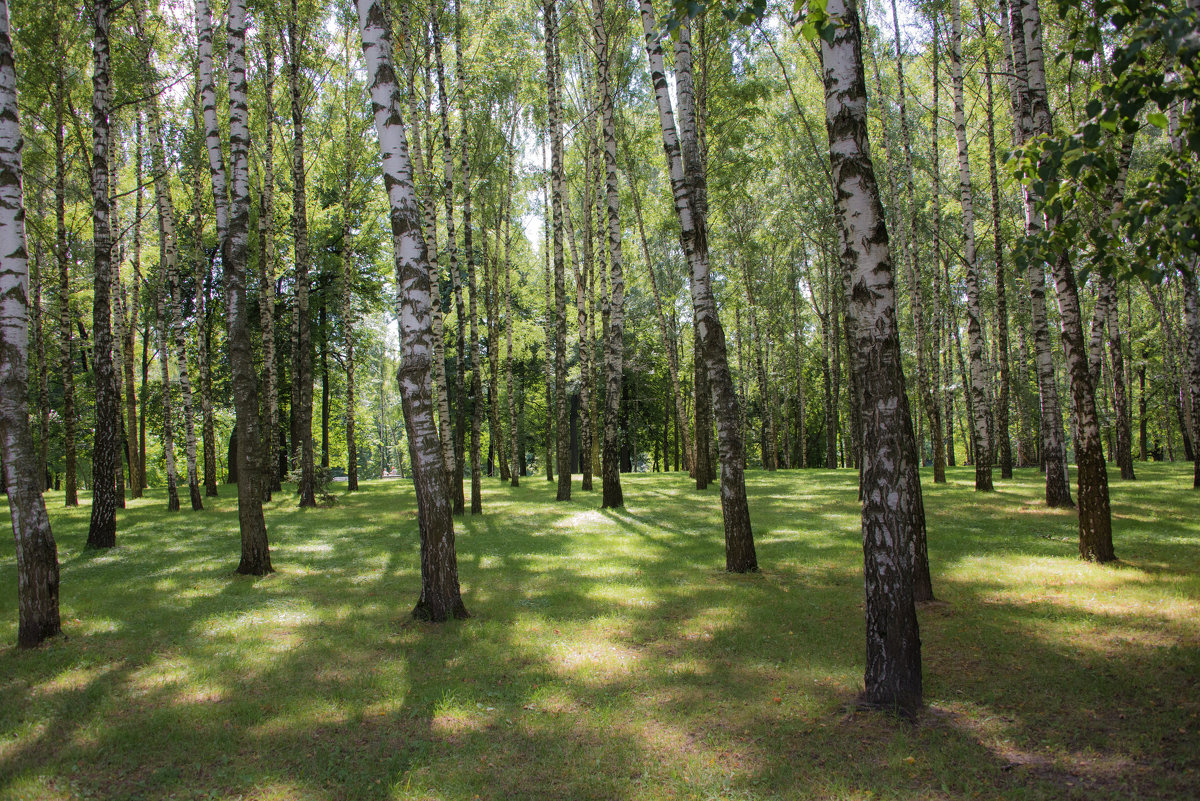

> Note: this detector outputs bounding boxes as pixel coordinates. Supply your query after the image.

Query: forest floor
[1,463,1198,801]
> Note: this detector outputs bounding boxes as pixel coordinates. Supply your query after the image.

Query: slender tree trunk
[629,168,694,472]
[640,4,755,570]
[225,0,271,572]
[593,0,625,508]
[404,17,456,496]
[950,0,992,490]
[53,34,77,507]
[257,25,279,497]
[340,36,359,493]
[577,117,595,492]
[545,0,571,501]
[890,0,944,483]
[285,0,316,507]
[431,6,467,512]
[823,0,921,716]
[980,8,1013,479]
[452,0,482,514]
[108,128,126,509]
[0,1,62,646]
[1019,0,1113,557]
[505,181,519,487]
[1008,0,1074,507]
[357,0,466,620]
[32,204,50,490]
[88,0,119,546]
[542,162,554,484]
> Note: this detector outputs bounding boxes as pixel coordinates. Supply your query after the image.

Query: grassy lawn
[1,464,1198,800]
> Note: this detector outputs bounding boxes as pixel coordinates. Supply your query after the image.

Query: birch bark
[822,0,922,716]
[88,0,119,545]
[0,0,61,646]
[357,0,466,620]
[226,0,272,573]
[950,0,993,490]
[640,3,755,570]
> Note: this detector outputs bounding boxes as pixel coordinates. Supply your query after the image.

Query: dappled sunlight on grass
[0,463,1197,799]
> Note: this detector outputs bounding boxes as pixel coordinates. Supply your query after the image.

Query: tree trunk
[890,0,944,483]
[432,6,467,512]
[0,1,62,646]
[950,0,992,490]
[576,117,595,492]
[545,0,571,501]
[629,166,694,474]
[640,4,755,571]
[453,0,483,514]
[53,31,77,507]
[1008,0,1074,508]
[258,22,279,497]
[980,8,1013,479]
[341,36,359,493]
[1018,0,1113,558]
[32,202,50,491]
[403,13,456,497]
[226,0,272,573]
[357,0,467,620]
[504,142,519,487]
[88,0,119,546]
[593,0,625,508]
[286,0,316,508]
[823,0,922,716]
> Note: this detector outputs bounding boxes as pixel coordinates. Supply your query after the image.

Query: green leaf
[1147,111,1168,129]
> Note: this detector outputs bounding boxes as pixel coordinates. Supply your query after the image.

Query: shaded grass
[1,464,1197,800]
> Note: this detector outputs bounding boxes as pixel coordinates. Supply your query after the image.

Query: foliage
[1013,0,1200,283]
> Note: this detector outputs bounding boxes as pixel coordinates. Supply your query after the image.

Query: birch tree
[821,0,922,716]
[226,0,272,573]
[87,0,119,546]
[950,0,992,491]
[0,0,61,647]
[546,0,571,502]
[356,0,467,621]
[639,3,755,571]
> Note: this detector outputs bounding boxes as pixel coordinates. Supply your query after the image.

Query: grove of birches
[1,0,1197,719]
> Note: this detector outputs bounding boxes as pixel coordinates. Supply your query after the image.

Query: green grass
[1,464,1198,800]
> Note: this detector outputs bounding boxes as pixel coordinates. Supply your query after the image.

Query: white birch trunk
[0,0,61,646]
[357,0,466,621]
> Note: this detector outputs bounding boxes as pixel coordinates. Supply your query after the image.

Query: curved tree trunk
[357,0,466,621]
[823,0,922,716]
[88,0,119,546]
[640,4,755,571]
[0,0,62,646]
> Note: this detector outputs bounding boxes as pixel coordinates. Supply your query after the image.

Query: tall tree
[546,0,571,501]
[432,2,467,512]
[1015,0,1113,558]
[226,0,272,573]
[979,7,1013,479]
[341,26,360,494]
[356,0,466,621]
[1007,0,1073,508]
[821,0,922,716]
[640,4,755,571]
[593,0,625,508]
[258,18,280,497]
[455,0,483,514]
[1,0,61,647]
[950,0,993,490]
[287,0,316,508]
[87,0,118,546]
[52,15,76,507]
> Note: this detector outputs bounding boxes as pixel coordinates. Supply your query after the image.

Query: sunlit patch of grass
[0,464,1198,799]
